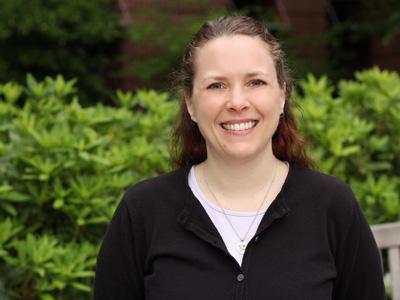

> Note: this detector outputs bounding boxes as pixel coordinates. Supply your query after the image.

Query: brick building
[117,0,400,90]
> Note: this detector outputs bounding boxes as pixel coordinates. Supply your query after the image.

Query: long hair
[171,15,312,168]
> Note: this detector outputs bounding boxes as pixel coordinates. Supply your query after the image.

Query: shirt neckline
[188,166,268,217]
[178,161,294,250]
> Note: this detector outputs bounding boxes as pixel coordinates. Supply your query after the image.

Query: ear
[185,95,197,122]
[279,84,286,112]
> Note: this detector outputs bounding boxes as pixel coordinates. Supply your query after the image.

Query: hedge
[0,68,399,299]
[295,67,400,223]
[0,75,177,299]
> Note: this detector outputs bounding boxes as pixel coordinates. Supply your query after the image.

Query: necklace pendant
[236,241,247,254]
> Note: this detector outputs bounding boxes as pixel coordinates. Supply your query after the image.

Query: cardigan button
[237,274,245,282]
[254,236,259,242]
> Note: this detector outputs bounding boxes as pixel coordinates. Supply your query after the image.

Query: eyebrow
[201,75,226,84]
[200,71,270,84]
[245,71,269,77]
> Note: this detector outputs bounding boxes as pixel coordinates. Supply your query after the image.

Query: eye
[249,79,266,87]
[207,82,226,89]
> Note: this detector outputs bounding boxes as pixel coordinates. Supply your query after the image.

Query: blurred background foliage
[0,0,121,105]
[236,0,400,80]
[295,68,400,223]
[0,75,177,299]
[125,1,223,84]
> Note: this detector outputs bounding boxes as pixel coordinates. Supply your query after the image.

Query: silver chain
[202,162,278,244]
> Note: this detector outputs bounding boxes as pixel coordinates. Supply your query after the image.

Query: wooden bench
[371,222,400,300]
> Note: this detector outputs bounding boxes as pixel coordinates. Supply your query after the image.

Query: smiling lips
[220,120,258,134]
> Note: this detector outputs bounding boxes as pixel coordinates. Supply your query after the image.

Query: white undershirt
[188,167,267,266]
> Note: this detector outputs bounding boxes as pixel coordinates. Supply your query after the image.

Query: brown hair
[171,15,312,168]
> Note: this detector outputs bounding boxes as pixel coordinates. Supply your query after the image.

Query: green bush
[0,75,178,299]
[295,67,400,223]
[0,68,399,299]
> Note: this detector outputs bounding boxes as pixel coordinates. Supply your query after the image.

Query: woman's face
[186,34,285,162]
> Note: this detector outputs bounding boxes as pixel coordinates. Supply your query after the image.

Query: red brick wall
[280,0,327,72]
[116,0,399,90]
[371,36,400,71]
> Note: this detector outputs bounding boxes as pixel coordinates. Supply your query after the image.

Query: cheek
[196,99,223,121]
[194,101,224,141]
[257,99,281,117]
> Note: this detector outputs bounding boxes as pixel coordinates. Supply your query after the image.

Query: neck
[199,147,279,200]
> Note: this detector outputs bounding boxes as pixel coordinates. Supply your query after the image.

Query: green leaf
[70,281,91,292]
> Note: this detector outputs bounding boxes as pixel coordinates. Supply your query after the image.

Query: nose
[225,85,249,112]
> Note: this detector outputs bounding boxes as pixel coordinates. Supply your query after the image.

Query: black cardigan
[94,164,386,300]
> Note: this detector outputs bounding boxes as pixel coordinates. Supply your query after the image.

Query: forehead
[193,34,276,79]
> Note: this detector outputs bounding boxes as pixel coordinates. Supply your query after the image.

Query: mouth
[220,120,258,132]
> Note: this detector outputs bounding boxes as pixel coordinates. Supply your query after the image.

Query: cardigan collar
[177,163,294,253]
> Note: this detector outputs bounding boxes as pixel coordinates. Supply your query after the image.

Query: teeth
[222,121,256,131]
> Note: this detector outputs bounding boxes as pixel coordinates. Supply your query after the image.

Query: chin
[222,146,266,161]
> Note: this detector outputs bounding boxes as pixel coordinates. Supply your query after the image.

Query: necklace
[202,162,278,255]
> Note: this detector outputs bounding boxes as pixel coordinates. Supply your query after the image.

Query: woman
[94,16,386,299]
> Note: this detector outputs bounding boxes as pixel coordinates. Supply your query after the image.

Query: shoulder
[125,166,189,197]
[286,164,358,219]
[289,164,355,195]
[121,166,190,211]
[285,165,365,254]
